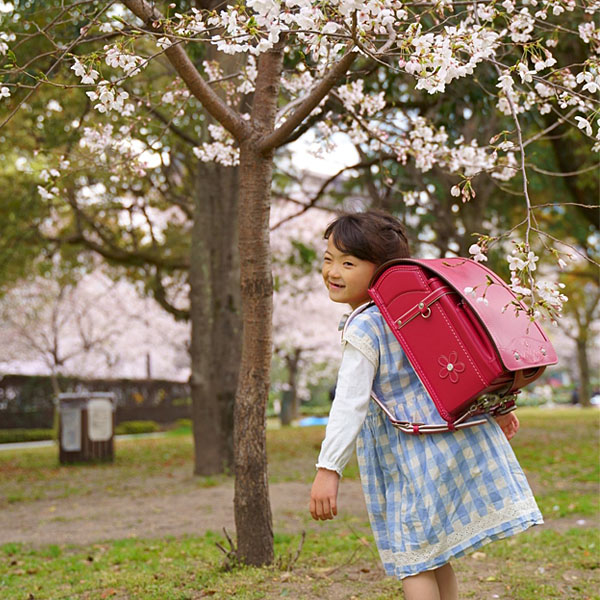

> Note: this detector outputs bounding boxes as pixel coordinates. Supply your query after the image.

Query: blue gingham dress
[344,304,543,579]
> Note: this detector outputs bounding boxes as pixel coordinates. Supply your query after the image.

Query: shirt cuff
[315,462,343,477]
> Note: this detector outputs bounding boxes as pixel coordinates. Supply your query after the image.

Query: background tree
[557,262,600,406]
[271,197,342,421]
[0,0,242,476]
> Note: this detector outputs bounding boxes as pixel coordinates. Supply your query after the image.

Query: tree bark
[233,41,284,567]
[190,163,241,475]
[575,339,591,407]
[234,141,275,565]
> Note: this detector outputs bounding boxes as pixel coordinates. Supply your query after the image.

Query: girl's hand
[495,412,519,440]
[309,468,340,521]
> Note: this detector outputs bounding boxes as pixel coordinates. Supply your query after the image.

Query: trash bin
[57,392,115,464]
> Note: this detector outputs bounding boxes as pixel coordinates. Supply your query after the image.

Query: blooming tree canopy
[1,0,597,323]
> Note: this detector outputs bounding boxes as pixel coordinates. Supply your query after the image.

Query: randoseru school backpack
[345,257,558,434]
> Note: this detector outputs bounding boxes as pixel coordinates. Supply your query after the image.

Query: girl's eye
[343,261,354,267]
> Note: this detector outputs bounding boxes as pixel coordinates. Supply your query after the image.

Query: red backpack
[348,257,558,434]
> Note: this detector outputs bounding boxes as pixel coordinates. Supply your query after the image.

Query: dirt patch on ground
[0,478,368,547]
[1,472,597,599]
[1,469,594,548]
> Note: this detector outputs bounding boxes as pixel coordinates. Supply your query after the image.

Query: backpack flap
[404,258,558,372]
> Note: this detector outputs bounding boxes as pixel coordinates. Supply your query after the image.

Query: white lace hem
[379,497,542,568]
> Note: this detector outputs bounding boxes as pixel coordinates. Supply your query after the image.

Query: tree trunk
[190,163,241,475]
[575,338,591,407]
[234,141,275,565]
[209,164,242,472]
[285,348,302,420]
[232,39,283,567]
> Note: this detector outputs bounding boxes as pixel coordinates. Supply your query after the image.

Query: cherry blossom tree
[0,1,243,478]
[0,268,190,394]
[1,0,598,565]
[271,198,343,419]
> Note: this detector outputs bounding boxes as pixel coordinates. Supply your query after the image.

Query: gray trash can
[57,392,115,464]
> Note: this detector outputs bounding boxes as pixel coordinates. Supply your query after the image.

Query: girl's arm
[310,344,375,520]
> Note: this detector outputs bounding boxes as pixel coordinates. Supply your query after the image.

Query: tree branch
[0,2,114,130]
[146,266,190,321]
[120,0,251,142]
[259,50,358,153]
[270,154,395,231]
[44,197,190,271]
[124,84,201,147]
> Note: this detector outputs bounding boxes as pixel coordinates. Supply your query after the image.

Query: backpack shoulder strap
[339,299,492,435]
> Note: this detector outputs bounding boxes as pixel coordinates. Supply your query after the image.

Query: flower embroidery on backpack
[438,351,465,384]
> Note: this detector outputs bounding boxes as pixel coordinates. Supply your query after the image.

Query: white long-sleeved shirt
[315,344,376,476]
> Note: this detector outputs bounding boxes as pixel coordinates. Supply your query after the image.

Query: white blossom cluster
[534,279,569,323]
[0,31,14,100]
[71,58,99,85]
[238,55,258,95]
[193,123,240,166]
[37,1,595,164]
[0,30,14,55]
[160,86,190,105]
[104,45,146,76]
[78,124,147,177]
[36,185,59,201]
[394,117,516,182]
[404,23,502,94]
[468,243,488,263]
[281,68,315,96]
[86,81,134,115]
[337,80,385,117]
[508,8,535,43]
[468,240,569,321]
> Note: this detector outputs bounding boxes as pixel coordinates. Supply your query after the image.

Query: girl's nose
[328,263,340,278]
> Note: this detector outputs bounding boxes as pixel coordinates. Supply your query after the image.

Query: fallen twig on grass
[323,547,361,577]
[215,527,238,571]
[275,530,306,571]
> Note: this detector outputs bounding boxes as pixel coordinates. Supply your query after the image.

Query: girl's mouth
[329,281,344,290]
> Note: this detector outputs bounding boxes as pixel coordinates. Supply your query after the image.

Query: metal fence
[0,374,191,429]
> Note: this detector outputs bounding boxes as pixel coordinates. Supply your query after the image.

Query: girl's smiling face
[322,236,377,309]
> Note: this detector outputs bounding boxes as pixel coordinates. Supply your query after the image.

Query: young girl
[309,210,542,600]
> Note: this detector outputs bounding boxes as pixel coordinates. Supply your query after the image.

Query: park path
[0,479,369,547]
[0,474,593,549]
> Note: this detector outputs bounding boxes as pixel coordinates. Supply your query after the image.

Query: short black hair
[324,210,410,266]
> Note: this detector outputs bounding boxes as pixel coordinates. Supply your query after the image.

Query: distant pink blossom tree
[0,270,190,393]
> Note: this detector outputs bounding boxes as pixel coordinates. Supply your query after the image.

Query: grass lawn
[0,408,598,599]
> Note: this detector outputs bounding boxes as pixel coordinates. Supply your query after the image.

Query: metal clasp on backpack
[418,302,432,319]
[396,292,449,328]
